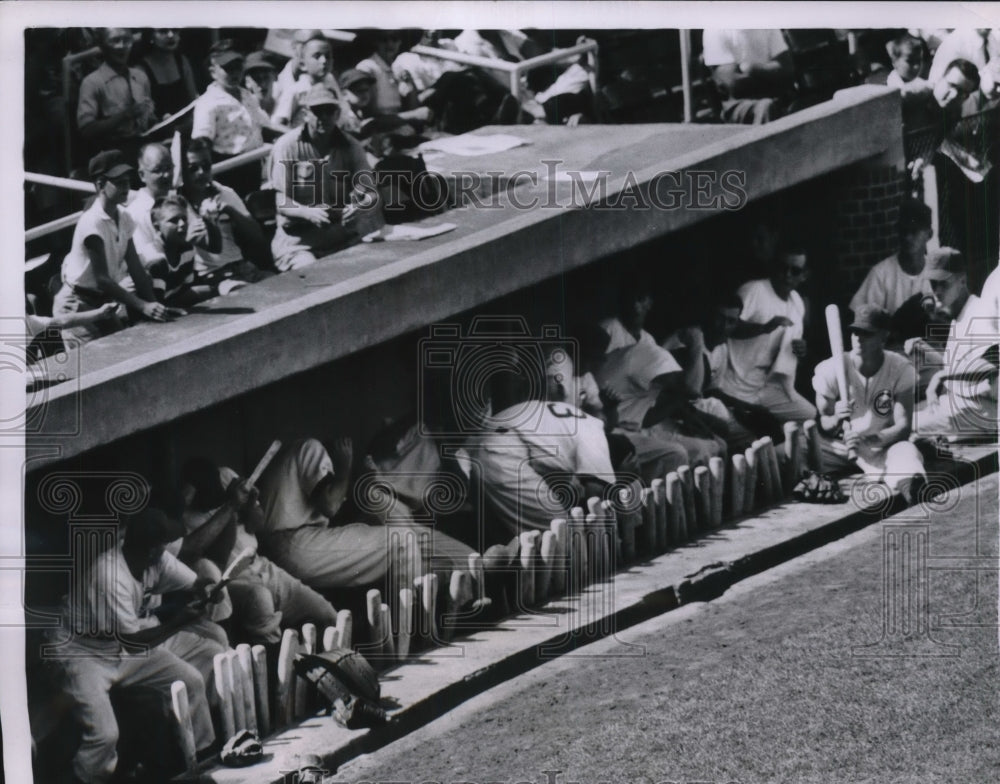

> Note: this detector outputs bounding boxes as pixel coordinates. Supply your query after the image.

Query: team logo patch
[873,389,893,416]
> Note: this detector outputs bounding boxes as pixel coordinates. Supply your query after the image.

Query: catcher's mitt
[294,647,387,729]
[220,729,263,767]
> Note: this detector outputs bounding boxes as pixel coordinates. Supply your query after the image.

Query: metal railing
[411,38,600,115]
[25,144,273,243]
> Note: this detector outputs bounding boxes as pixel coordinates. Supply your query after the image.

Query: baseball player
[813,305,926,502]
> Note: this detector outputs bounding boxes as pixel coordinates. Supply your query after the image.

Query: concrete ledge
[193,444,995,783]
[26,88,903,470]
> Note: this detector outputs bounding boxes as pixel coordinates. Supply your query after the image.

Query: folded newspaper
[363,222,457,242]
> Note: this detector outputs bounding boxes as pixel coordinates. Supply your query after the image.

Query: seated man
[663,294,780,451]
[701,28,796,124]
[45,508,225,784]
[813,305,926,504]
[268,85,384,270]
[593,277,727,483]
[849,198,936,345]
[175,458,338,648]
[714,251,817,423]
[912,249,998,440]
[465,347,617,547]
[257,437,474,590]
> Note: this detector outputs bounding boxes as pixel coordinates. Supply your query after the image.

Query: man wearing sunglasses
[714,251,817,423]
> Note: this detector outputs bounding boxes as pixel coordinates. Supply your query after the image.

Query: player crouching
[812,305,926,504]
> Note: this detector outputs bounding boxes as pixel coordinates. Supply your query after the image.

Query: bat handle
[842,419,858,462]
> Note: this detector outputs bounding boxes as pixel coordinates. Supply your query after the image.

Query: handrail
[25,145,274,243]
[25,172,94,194]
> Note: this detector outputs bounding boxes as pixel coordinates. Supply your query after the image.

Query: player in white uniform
[467,347,616,544]
[813,305,925,502]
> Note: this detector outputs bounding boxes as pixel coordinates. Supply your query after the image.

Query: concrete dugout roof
[24,87,902,470]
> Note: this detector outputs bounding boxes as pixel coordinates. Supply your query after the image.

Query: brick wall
[834,160,908,292]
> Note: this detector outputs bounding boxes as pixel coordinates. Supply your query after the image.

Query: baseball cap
[339,68,376,91]
[88,149,133,180]
[923,247,965,281]
[209,41,244,68]
[849,304,890,333]
[244,51,276,73]
[301,84,341,109]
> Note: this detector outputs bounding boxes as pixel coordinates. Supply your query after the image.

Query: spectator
[144,194,218,308]
[191,40,275,195]
[138,28,199,120]
[175,458,338,648]
[466,347,616,546]
[713,251,817,423]
[271,29,361,133]
[52,150,182,346]
[180,136,274,282]
[24,301,118,348]
[813,305,926,503]
[927,29,1000,84]
[244,51,278,116]
[339,67,378,119]
[256,437,475,589]
[355,30,435,126]
[592,276,723,482]
[885,33,932,101]
[44,507,225,783]
[850,198,936,344]
[76,27,155,164]
[268,85,384,270]
[126,142,220,269]
[912,248,998,439]
[702,29,796,124]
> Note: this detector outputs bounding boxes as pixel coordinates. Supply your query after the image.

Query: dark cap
[339,68,376,91]
[849,304,891,333]
[88,149,133,180]
[209,43,244,68]
[244,51,275,73]
[923,247,966,281]
[897,197,933,234]
[293,29,327,46]
[124,507,184,546]
[301,84,340,109]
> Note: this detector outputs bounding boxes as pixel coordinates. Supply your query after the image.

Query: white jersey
[470,400,614,534]
[849,254,932,316]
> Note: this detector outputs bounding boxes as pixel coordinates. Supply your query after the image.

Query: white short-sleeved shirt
[594,318,682,429]
[927,29,1000,84]
[813,350,915,438]
[62,200,136,291]
[849,254,932,316]
[471,400,614,533]
[355,54,404,114]
[192,83,268,156]
[717,278,805,400]
[63,543,196,654]
[258,439,335,533]
[943,294,997,401]
[701,29,788,68]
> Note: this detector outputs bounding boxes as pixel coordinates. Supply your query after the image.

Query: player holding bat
[812,305,926,503]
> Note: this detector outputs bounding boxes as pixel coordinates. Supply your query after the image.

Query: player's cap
[923,247,965,280]
[124,507,184,546]
[244,51,276,73]
[897,197,932,234]
[293,29,327,46]
[301,85,341,109]
[849,305,891,333]
[339,68,376,91]
[88,149,133,180]
[209,41,244,68]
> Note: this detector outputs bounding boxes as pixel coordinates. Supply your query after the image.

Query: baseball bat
[824,304,857,461]
[246,439,282,488]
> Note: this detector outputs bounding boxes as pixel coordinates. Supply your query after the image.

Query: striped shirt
[192,83,269,156]
[148,248,197,306]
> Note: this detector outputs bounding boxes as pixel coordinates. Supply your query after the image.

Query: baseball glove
[294,647,387,729]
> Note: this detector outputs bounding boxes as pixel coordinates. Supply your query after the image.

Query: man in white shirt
[715,252,817,423]
[850,198,935,343]
[701,28,796,124]
[912,248,998,439]
[928,28,1000,84]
